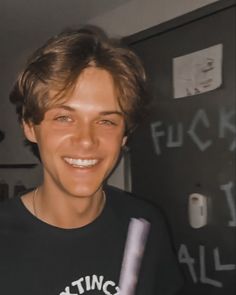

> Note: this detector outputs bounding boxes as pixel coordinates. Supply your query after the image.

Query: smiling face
[23,67,127,199]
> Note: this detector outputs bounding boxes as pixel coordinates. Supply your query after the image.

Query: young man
[0,27,183,294]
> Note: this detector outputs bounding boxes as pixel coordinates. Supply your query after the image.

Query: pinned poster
[173,44,223,98]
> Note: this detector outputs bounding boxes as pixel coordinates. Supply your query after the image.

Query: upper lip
[63,157,100,165]
[62,155,99,160]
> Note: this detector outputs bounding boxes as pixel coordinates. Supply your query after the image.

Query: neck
[33,186,106,229]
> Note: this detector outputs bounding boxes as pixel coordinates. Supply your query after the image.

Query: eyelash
[53,116,117,126]
[99,120,117,126]
[54,116,73,122]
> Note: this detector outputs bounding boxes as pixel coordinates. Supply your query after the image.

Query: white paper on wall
[173,44,223,99]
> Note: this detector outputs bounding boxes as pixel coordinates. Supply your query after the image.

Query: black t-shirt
[0,186,183,295]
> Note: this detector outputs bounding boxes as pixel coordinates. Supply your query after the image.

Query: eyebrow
[52,106,124,117]
[52,105,75,112]
[99,111,124,117]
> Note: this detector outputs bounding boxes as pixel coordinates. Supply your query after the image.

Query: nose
[71,123,97,149]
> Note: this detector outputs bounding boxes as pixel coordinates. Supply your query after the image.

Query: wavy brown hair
[10,26,148,136]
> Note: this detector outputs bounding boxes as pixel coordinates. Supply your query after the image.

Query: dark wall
[125,1,236,294]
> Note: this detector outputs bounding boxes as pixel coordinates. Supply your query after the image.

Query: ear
[122,136,127,147]
[22,121,38,143]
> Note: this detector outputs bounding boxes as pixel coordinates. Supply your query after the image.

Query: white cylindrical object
[188,193,207,228]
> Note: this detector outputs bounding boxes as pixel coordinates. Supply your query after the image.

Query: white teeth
[64,157,98,167]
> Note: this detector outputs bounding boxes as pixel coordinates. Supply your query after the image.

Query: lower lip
[70,164,96,169]
[64,160,100,172]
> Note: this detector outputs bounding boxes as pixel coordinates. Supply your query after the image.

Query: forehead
[48,67,121,111]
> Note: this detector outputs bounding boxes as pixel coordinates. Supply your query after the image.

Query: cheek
[101,135,123,156]
[37,131,71,153]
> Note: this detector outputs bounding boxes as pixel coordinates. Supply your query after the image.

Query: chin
[56,164,112,198]
[65,182,103,199]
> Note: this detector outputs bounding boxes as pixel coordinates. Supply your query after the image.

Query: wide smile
[63,157,99,168]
